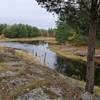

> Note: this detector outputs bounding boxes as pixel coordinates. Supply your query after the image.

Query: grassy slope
[0,46,85,100]
[49,45,100,95]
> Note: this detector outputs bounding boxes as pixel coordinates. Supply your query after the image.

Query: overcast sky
[0,0,57,29]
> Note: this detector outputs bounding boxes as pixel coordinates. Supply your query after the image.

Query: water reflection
[0,42,57,69]
[55,56,100,85]
[55,56,86,80]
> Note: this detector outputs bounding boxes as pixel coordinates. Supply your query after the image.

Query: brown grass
[0,46,100,100]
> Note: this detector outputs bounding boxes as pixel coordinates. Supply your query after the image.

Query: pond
[0,41,100,86]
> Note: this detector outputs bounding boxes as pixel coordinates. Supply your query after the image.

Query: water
[0,42,57,69]
[0,42,100,85]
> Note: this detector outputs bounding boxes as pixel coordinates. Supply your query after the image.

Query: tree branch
[80,0,90,11]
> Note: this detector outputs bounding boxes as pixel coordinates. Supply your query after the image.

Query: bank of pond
[0,41,100,86]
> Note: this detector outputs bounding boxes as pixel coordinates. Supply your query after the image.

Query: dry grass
[49,45,100,64]
[0,46,100,100]
[6,79,44,100]
[65,76,100,95]
[0,37,57,44]
[49,45,100,95]
[0,47,70,99]
[49,45,87,61]
[15,50,36,63]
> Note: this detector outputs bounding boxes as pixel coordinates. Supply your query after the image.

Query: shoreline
[0,38,100,99]
[0,37,57,44]
[0,46,84,99]
[0,46,100,98]
[49,44,100,65]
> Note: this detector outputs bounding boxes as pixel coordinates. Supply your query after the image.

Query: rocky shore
[0,46,100,100]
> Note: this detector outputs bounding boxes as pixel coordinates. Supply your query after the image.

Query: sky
[0,0,57,29]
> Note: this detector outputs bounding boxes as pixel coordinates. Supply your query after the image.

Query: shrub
[55,23,74,44]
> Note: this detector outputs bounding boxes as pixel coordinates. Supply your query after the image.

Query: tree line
[0,24,55,38]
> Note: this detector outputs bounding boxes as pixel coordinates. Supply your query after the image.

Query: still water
[0,42,100,85]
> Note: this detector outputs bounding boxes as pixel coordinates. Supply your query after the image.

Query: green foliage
[55,22,74,44]
[73,34,88,45]
[0,24,40,38]
[0,24,7,34]
[35,0,90,35]
[97,32,100,40]
[55,15,100,45]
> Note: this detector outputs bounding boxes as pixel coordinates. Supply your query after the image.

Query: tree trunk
[85,1,97,93]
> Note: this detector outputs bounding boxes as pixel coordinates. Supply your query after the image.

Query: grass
[0,45,100,99]
[0,46,70,99]
[7,79,44,99]
[49,45,87,62]
[15,50,37,63]
[0,37,57,44]
[65,76,100,95]
[49,44,100,64]
[49,45,100,95]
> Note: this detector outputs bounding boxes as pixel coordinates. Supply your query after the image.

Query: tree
[36,0,100,94]
[0,24,7,34]
[55,21,74,43]
[1,24,40,38]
